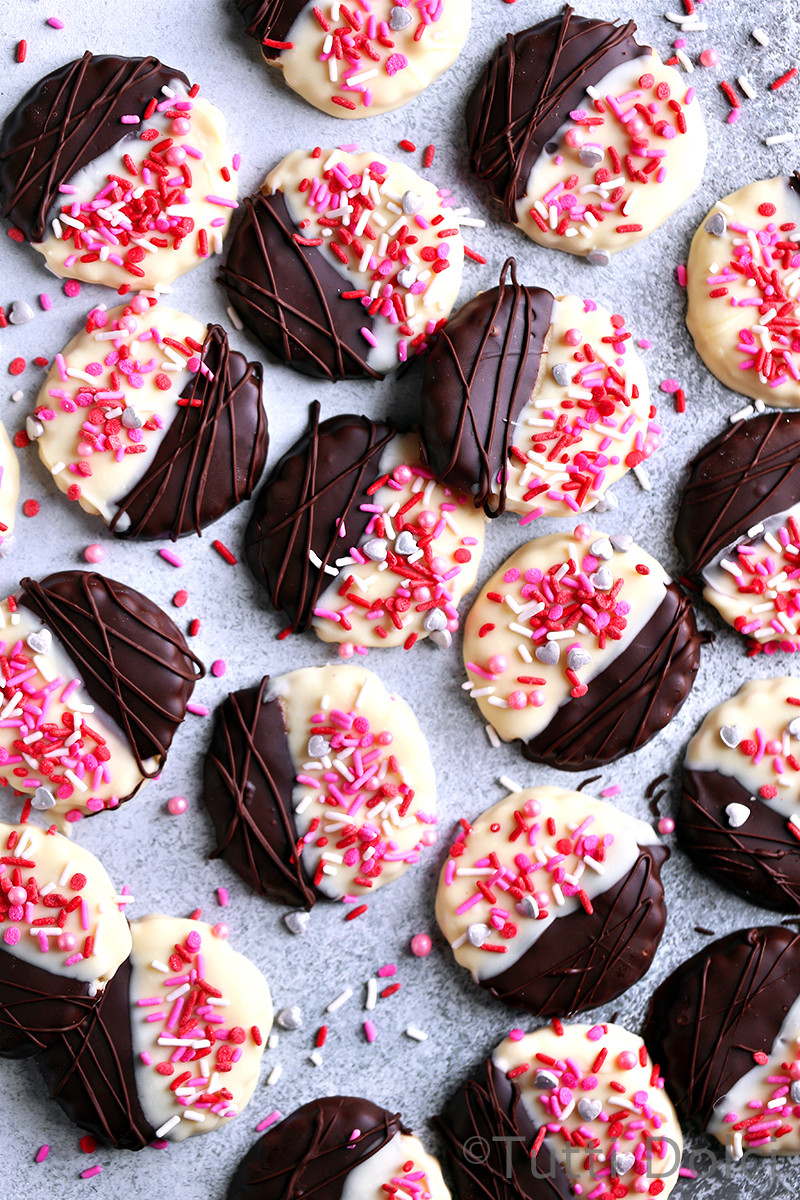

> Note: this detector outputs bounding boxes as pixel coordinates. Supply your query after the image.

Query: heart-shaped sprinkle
[551,362,570,387]
[578,145,604,169]
[535,641,560,665]
[791,1081,800,1104]
[307,734,330,759]
[719,724,742,749]
[515,895,539,919]
[577,1097,602,1122]
[389,5,413,30]
[9,300,35,325]
[27,628,52,656]
[394,530,417,556]
[467,922,490,947]
[725,802,750,828]
[587,248,611,267]
[610,532,632,552]
[32,786,56,810]
[534,1069,558,1090]
[611,1151,635,1177]
[423,607,447,633]
[705,212,727,237]
[788,718,800,740]
[401,190,423,216]
[594,489,619,513]
[363,537,388,562]
[277,1005,303,1030]
[591,566,613,591]
[566,647,592,671]
[284,910,310,936]
[26,416,44,440]
[590,537,613,561]
[121,406,143,430]
[430,628,452,650]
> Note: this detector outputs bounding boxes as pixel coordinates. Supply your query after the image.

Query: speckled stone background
[1,0,800,1195]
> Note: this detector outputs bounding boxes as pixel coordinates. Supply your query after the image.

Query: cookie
[436,785,667,1016]
[419,258,656,518]
[203,664,437,907]
[237,0,470,119]
[228,1096,450,1200]
[462,524,702,769]
[467,7,706,262]
[31,300,267,540]
[644,926,800,1159]
[0,820,131,1058]
[245,403,485,650]
[0,418,19,552]
[0,54,238,289]
[219,148,465,379]
[439,1022,683,1200]
[37,914,272,1148]
[0,571,202,823]
[686,175,800,407]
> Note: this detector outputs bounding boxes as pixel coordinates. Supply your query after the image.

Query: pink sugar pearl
[168,795,188,815]
[58,932,76,951]
[658,817,675,835]
[410,932,432,957]
[7,886,27,905]
[617,1051,638,1070]
[699,47,719,67]
[212,922,229,939]
[565,328,582,346]
[84,544,105,564]
[171,117,191,136]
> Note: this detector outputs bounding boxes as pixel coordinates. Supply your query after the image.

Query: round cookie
[37,914,272,1148]
[439,1022,683,1199]
[203,664,437,907]
[246,403,485,650]
[419,258,657,518]
[237,0,470,119]
[467,8,707,263]
[675,412,800,650]
[686,175,800,407]
[31,300,267,540]
[0,418,19,553]
[228,1096,450,1200]
[0,820,131,1058]
[0,53,238,290]
[0,571,202,823]
[219,148,465,379]
[679,677,800,912]
[436,785,667,1016]
[644,926,800,1159]
[462,524,702,769]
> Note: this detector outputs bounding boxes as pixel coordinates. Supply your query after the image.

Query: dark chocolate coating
[644,926,800,1128]
[482,843,668,1016]
[675,412,800,578]
[419,259,553,516]
[236,0,307,58]
[204,676,316,908]
[227,1096,409,1200]
[523,582,703,770]
[680,768,800,912]
[437,1057,572,1200]
[466,7,647,221]
[245,403,395,630]
[113,325,268,541]
[36,957,155,1149]
[219,191,381,380]
[0,944,98,1060]
[0,54,189,243]
[19,572,203,780]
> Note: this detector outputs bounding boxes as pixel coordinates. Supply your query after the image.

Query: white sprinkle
[485,725,501,749]
[765,132,794,146]
[406,1026,428,1042]
[151,960,170,973]
[737,75,757,100]
[366,978,377,1011]
[752,26,770,46]
[730,403,755,423]
[327,987,353,1013]
[676,49,694,73]
[633,464,652,491]
[182,1110,206,1123]
[268,1033,279,1050]
[226,305,244,331]
[499,776,523,794]
[155,1115,181,1138]
[267,1064,283,1086]
[308,1050,323,1067]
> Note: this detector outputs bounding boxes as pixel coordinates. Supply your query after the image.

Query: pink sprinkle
[600,785,621,797]
[35,1145,50,1164]
[159,548,183,567]
[364,1019,377,1043]
[660,378,680,393]
[3,928,20,946]
[211,659,227,677]
[204,194,239,208]
[676,264,687,287]
[80,1165,102,1179]
[377,964,397,977]
[47,16,65,29]
[587,1025,604,1042]
[509,1028,525,1042]
[63,279,80,297]
[39,293,52,311]
[186,702,209,717]
[256,1111,282,1133]
[120,115,140,125]
[217,887,229,908]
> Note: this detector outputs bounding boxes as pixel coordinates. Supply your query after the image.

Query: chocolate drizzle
[236,0,307,57]
[219,191,381,380]
[227,1096,409,1200]
[245,403,395,630]
[0,944,98,1059]
[420,259,553,515]
[112,325,268,541]
[466,7,646,220]
[644,926,800,1128]
[204,676,316,908]
[0,54,189,243]
[18,572,203,778]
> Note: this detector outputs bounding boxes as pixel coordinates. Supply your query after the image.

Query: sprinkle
[752,27,770,46]
[406,1026,428,1041]
[364,1019,377,1043]
[771,68,798,90]
[327,987,353,1013]
[424,145,435,168]
[159,548,183,568]
[212,539,237,565]
[16,40,27,63]
[267,1064,283,1086]
[35,1146,49,1163]
[256,1111,282,1132]
[47,16,65,29]
[80,1166,102,1180]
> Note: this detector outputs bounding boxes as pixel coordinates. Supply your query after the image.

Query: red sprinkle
[16,39,27,63]
[316,1025,328,1047]
[189,617,201,637]
[212,539,237,566]
[771,68,798,91]
[398,139,416,152]
[8,358,25,376]
[23,499,40,517]
[345,903,368,921]
[173,589,189,608]
[423,144,435,168]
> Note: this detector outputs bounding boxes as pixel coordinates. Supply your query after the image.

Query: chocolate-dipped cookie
[0,820,131,1058]
[466,7,707,262]
[686,175,800,408]
[245,403,485,650]
[462,524,703,769]
[32,300,267,540]
[644,926,800,1158]
[436,786,667,1016]
[439,1023,683,1199]
[0,418,19,553]
[419,258,657,518]
[204,664,437,908]
[228,1096,450,1200]
[0,54,238,289]
[37,914,272,1148]
[236,0,470,119]
[0,571,202,823]
[219,148,464,379]
[675,412,800,651]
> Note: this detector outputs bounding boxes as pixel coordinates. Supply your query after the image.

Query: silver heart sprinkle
[26,416,44,440]
[9,300,35,325]
[430,628,452,650]
[705,212,727,237]
[401,189,423,216]
[467,922,490,947]
[594,489,619,513]
[423,608,447,633]
[566,647,592,671]
[590,537,613,561]
[591,566,613,591]
[389,5,413,30]
[726,802,750,828]
[587,248,611,267]
[535,641,560,665]
[277,1005,303,1030]
[791,1081,800,1104]
[515,895,539,919]
[577,1098,602,1122]
[578,145,604,169]
[534,1070,559,1090]
[363,538,388,562]
[27,629,52,656]
[788,717,800,740]
[307,734,330,759]
[552,363,570,387]
[394,531,417,556]
[121,407,142,430]
[284,910,310,936]
[32,786,56,810]
[611,1151,635,1177]
[719,724,742,749]
[610,532,632,552]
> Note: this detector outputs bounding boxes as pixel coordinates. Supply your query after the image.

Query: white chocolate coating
[273,0,470,119]
[33,303,205,526]
[0,419,19,548]
[265,148,464,375]
[340,1131,451,1200]
[268,664,437,899]
[0,820,131,986]
[516,55,707,258]
[686,177,800,408]
[435,786,659,981]
[462,526,670,744]
[129,915,272,1141]
[312,433,485,649]
[492,1023,683,1195]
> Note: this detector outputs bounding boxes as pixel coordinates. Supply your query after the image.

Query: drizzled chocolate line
[204,677,316,908]
[466,7,645,220]
[0,945,97,1059]
[236,0,307,55]
[0,54,188,242]
[19,572,204,776]
[245,403,395,630]
[420,258,553,516]
[112,325,268,541]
